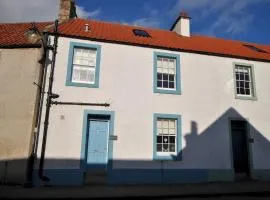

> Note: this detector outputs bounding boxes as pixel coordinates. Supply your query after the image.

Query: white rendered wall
[36,36,270,171]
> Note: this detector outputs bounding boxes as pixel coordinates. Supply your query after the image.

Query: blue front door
[86,120,109,170]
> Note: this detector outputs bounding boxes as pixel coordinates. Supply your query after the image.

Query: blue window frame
[66,42,101,88]
[153,52,181,95]
[153,113,182,160]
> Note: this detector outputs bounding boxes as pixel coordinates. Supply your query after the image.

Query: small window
[133,29,150,37]
[66,42,101,88]
[234,64,256,99]
[154,52,181,95]
[72,47,97,84]
[157,118,177,155]
[154,114,181,160]
[157,57,176,90]
[243,44,267,53]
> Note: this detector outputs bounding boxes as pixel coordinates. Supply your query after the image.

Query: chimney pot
[85,24,89,32]
[179,11,191,19]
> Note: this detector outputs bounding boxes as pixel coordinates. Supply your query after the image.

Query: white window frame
[233,63,257,100]
[71,47,97,84]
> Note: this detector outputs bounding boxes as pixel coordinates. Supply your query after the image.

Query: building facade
[33,15,270,186]
[0,0,76,185]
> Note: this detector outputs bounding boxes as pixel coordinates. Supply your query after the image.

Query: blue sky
[76,0,270,45]
[0,0,269,45]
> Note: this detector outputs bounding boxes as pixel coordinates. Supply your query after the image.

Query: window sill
[154,88,181,95]
[66,81,99,88]
[235,95,257,101]
[153,154,181,161]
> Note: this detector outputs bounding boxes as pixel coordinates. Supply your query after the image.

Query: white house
[34,11,270,186]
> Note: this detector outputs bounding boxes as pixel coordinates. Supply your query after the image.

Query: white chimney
[170,12,191,37]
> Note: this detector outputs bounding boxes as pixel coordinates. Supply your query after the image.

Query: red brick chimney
[58,0,77,22]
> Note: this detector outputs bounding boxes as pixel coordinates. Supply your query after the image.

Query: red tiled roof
[56,18,270,62]
[0,21,53,48]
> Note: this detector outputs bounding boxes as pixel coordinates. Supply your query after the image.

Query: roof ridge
[74,17,170,32]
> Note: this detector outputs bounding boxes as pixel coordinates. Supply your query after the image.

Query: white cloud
[76,6,101,19]
[0,0,58,23]
[130,18,160,28]
[120,3,160,28]
[173,0,270,35]
[0,0,98,23]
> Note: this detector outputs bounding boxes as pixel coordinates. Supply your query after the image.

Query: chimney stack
[170,11,191,37]
[58,0,77,22]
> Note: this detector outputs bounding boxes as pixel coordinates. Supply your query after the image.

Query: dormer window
[133,29,150,37]
[243,44,267,53]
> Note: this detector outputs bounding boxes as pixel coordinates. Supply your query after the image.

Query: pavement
[1,181,270,199]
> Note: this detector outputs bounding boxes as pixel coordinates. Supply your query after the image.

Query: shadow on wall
[0,108,270,187]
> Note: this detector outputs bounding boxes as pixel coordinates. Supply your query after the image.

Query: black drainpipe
[38,20,59,182]
[32,31,49,161]
[26,31,49,186]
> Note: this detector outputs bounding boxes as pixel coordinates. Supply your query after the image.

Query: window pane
[169,82,175,89]
[240,73,244,80]
[162,120,169,128]
[163,74,169,80]
[157,67,163,73]
[240,88,245,94]
[157,136,162,143]
[72,68,80,81]
[72,65,95,83]
[245,82,250,89]
[157,73,162,80]
[169,144,175,152]
[163,144,169,152]
[236,73,240,80]
[163,68,169,74]
[169,75,175,81]
[157,128,162,134]
[157,120,162,128]
[156,56,177,90]
[73,48,96,66]
[163,136,169,143]
[235,65,254,97]
[157,144,162,152]
[163,128,169,134]
[157,80,162,88]
[169,128,175,134]
[163,81,168,88]
[245,74,250,81]
[168,69,175,74]
[169,136,175,143]
[169,120,175,128]
[240,82,244,88]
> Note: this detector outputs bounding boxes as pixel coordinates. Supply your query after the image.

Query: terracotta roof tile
[0,21,53,48]
[56,18,270,62]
